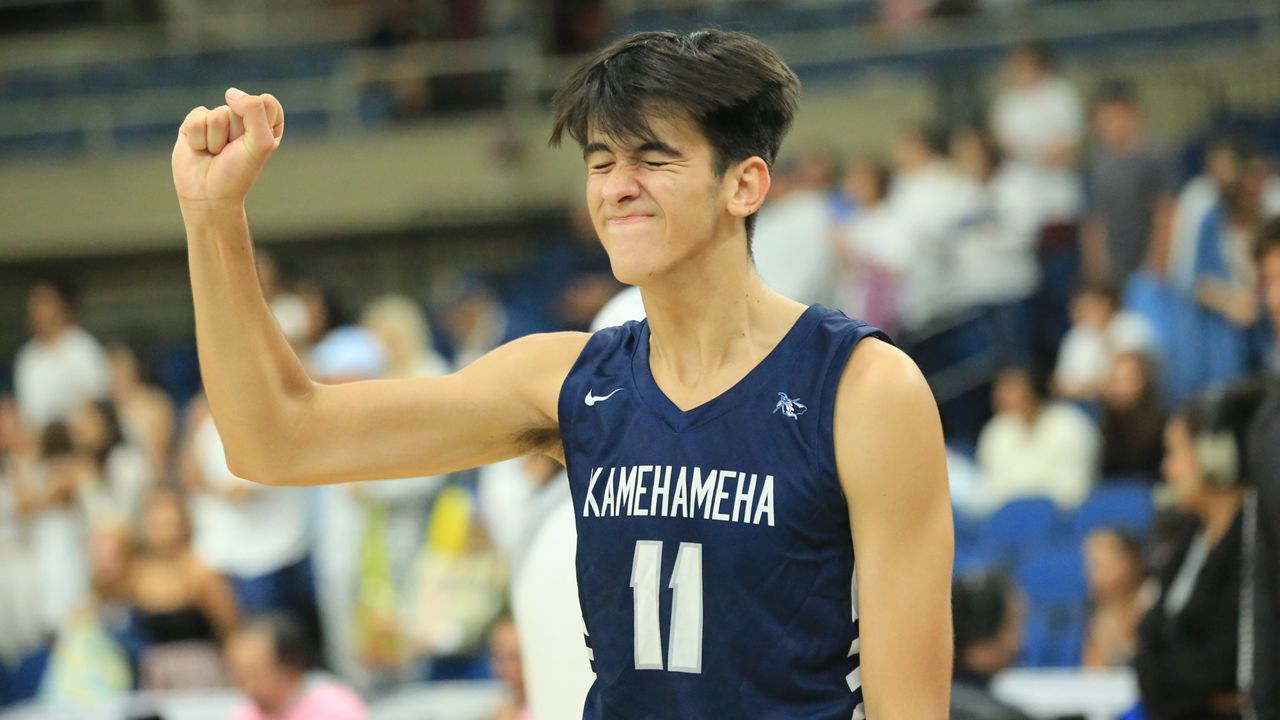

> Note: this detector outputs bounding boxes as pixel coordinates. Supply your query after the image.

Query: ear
[725,156,771,221]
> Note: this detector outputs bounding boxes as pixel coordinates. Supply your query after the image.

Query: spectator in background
[0,396,45,698]
[515,207,619,332]
[433,274,538,368]
[1082,527,1149,668]
[1082,80,1179,285]
[949,572,1030,720]
[227,614,367,720]
[1167,138,1275,294]
[308,326,444,691]
[180,395,317,646]
[38,523,139,711]
[1184,155,1275,390]
[990,41,1085,233]
[977,366,1100,511]
[1243,218,1280,719]
[13,422,89,638]
[361,295,451,379]
[1053,279,1157,403]
[14,279,110,435]
[1259,218,1280,369]
[1135,386,1260,720]
[130,487,238,690]
[832,160,908,335]
[752,152,838,307]
[1099,352,1167,481]
[106,342,176,482]
[888,124,974,334]
[950,126,1041,365]
[489,615,529,720]
[67,400,153,526]
[256,251,311,351]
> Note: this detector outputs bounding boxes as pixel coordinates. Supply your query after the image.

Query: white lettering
[732,473,757,523]
[753,475,776,527]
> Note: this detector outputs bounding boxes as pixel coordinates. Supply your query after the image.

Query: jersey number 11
[630,540,703,674]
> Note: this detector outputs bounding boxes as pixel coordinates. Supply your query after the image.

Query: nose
[601,164,641,207]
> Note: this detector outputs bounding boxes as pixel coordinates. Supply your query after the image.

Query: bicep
[835,340,953,718]
[272,332,587,486]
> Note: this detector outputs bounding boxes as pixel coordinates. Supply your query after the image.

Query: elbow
[225,448,293,487]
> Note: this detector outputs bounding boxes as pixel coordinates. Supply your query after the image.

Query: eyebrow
[582,139,685,160]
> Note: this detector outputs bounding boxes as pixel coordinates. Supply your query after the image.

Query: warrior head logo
[773,392,807,420]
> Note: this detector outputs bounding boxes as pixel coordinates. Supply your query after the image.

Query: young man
[172,30,952,718]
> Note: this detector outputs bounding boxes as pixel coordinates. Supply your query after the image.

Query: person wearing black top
[1243,218,1280,720]
[950,572,1032,720]
[1135,386,1262,719]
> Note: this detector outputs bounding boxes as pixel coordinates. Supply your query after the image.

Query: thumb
[225,87,276,164]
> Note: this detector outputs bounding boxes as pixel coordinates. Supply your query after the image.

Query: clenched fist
[173,88,284,213]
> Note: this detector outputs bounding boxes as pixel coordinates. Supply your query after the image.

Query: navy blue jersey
[558,305,890,720]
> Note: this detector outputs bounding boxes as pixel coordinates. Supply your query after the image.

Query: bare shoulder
[460,331,592,408]
[834,337,935,415]
[832,337,946,491]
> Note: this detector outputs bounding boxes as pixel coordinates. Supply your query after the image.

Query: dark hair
[1088,525,1146,574]
[1254,217,1280,266]
[1092,78,1139,110]
[242,613,313,672]
[997,364,1051,403]
[549,30,801,243]
[86,399,125,466]
[30,277,80,313]
[1181,380,1266,485]
[952,572,1015,659]
[1012,41,1056,73]
[41,421,75,459]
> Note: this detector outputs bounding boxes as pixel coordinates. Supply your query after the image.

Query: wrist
[180,199,248,226]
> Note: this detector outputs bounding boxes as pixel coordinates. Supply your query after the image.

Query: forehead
[585,112,707,154]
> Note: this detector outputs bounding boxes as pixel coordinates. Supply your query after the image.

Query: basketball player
[173,30,952,718]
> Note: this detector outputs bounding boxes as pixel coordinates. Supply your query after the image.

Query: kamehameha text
[582,465,776,527]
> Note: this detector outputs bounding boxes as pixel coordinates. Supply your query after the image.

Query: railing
[0,0,1276,158]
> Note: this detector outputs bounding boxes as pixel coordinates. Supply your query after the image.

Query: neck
[263,678,305,716]
[1199,492,1242,545]
[639,229,805,388]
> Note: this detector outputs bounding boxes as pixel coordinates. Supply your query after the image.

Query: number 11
[629,540,703,674]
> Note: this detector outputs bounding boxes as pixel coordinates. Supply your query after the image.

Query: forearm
[184,204,312,478]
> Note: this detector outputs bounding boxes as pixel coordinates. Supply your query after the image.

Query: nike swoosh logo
[585,388,623,406]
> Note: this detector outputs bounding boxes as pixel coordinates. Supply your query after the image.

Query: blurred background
[3,0,1280,718]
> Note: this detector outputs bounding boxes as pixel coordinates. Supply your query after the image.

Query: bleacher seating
[956,481,1159,667]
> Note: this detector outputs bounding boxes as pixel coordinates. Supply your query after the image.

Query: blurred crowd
[4,35,1280,720]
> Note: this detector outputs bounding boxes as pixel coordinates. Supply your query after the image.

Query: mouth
[606,214,653,226]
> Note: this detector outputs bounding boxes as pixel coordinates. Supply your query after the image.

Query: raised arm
[835,339,953,719]
[173,89,586,486]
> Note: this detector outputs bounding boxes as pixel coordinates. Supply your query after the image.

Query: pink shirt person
[226,615,368,720]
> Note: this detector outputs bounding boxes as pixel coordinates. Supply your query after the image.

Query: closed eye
[590,162,615,172]
[643,161,669,168]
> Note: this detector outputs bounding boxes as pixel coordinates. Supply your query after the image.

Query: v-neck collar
[630,304,824,433]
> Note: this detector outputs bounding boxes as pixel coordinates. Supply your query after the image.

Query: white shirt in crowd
[189,414,309,579]
[991,76,1085,223]
[27,466,89,634]
[976,402,1101,512]
[0,472,44,664]
[78,443,154,527]
[14,326,110,433]
[888,161,975,331]
[952,163,1043,308]
[1054,311,1158,397]
[753,189,837,306]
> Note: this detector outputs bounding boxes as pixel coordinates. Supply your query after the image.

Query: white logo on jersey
[585,388,623,406]
[772,392,807,419]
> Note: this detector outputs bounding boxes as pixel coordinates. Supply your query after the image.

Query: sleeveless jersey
[558,304,889,720]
